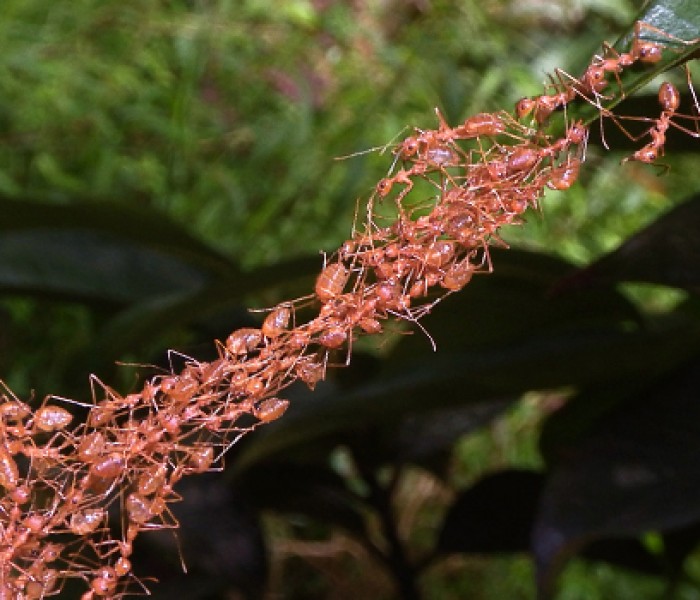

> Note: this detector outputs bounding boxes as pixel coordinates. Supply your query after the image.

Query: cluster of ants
[1,21,699,599]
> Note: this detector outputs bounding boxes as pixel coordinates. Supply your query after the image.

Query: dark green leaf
[391,247,643,358]
[552,194,700,294]
[580,538,663,576]
[92,255,320,360]
[533,360,700,597]
[234,319,699,472]
[235,462,367,537]
[0,198,237,303]
[231,245,699,472]
[437,469,544,555]
[165,476,267,595]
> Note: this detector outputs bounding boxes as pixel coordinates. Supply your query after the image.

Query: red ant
[515,84,577,125]
[546,157,581,191]
[622,81,700,170]
[397,108,510,163]
[450,110,532,141]
[516,21,697,135]
[591,20,696,94]
[541,119,588,158]
[573,21,674,100]
[381,108,533,207]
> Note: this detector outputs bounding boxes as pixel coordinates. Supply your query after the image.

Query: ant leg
[553,67,616,147]
[600,107,657,144]
[667,64,700,136]
[635,21,700,51]
[333,126,408,161]
[687,63,700,121]
[434,106,451,132]
[667,117,700,138]
[599,42,626,96]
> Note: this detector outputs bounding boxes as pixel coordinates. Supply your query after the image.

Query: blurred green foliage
[4,0,700,598]
[0,0,651,265]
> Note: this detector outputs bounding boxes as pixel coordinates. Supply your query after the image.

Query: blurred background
[3,0,700,598]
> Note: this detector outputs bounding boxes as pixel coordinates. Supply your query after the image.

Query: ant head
[515,97,535,119]
[637,42,663,64]
[568,121,588,145]
[623,145,658,165]
[583,65,607,92]
[376,178,393,197]
[401,137,420,157]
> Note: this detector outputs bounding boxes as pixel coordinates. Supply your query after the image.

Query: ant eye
[639,43,662,63]
[515,98,534,118]
[591,66,604,81]
[376,178,392,195]
[402,137,419,156]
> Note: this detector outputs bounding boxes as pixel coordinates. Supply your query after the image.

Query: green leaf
[437,470,544,554]
[235,462,368,538]
[233,319,700,472]
[0,198,237,303]
[627,0,700,52]
[552,193,700,294]
[234,243,700,471]
[92,255,320,360]
[386,248,643,362]
[533,360,700,597]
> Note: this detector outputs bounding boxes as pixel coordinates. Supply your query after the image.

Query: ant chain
[1,19,699,600]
